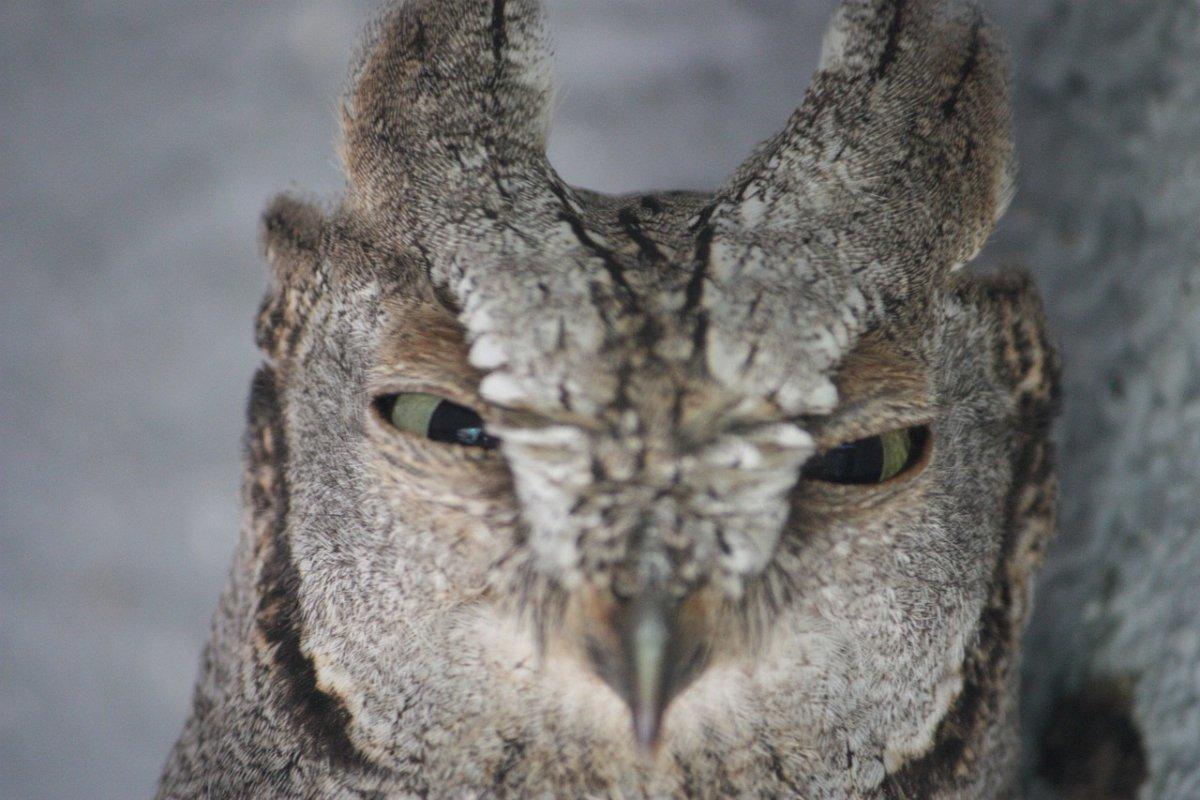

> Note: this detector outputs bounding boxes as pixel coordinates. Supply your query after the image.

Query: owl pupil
[426,400,489,446]
[378,393,498,449]
[811,437,885,483]
[802,426,928,485]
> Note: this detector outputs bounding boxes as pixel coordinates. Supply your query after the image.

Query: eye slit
[375,392,499,449]
[801,425,929,485]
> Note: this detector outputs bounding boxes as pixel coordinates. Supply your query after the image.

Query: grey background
[3,2,1197,799]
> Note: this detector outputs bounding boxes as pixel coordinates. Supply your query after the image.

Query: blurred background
[2,2,1196,798]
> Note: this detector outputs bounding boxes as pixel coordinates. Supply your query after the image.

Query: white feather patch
[468,334,508,369]
[479,372,527,406]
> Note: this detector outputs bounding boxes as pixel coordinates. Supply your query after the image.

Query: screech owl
[158,0,1060,797]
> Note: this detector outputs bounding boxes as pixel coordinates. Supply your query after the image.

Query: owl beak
[617,591,674,751]
[604,587,711,753]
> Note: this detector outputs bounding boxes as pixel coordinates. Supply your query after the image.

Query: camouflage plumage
[159,1,1059,797]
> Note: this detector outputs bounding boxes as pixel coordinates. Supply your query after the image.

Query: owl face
[249,0,1059,796]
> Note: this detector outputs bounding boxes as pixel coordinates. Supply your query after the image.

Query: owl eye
[801,425,929,485]
[375,392,499,449]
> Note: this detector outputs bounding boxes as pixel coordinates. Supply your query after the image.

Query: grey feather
[159,2,1058,797]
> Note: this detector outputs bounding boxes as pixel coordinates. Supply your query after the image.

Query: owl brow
[370,303,485,403]
[830,338,929,408]
[797,340,931,442]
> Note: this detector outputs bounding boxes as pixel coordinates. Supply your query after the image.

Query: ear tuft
[962,270,1061,420]
[339,0,555,217]
[719,0,1014,288]
[256,194,326,361]
[260,193,324,281]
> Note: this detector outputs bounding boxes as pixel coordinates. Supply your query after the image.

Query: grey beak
[590,586,711,753]
[619,590,674,750]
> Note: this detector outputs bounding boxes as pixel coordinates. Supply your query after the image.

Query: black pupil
[801,427,927,485]
[426,400,497,448]
[802,437,884,484]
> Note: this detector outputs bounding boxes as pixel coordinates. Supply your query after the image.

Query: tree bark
[982,3,1200,797]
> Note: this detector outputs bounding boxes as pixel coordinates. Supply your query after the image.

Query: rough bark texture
[983,2,1200,797]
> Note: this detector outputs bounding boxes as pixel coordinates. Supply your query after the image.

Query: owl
[158,0,1059,797]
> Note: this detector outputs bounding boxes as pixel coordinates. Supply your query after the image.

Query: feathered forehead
[339,0,1013,416]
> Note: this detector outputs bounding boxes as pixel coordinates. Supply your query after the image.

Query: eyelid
[805,399,933,451]
[368,377,489,418]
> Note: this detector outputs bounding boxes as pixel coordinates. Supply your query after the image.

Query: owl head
[251,0,1058,795]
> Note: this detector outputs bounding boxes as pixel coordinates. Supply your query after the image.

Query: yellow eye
[801,426,929,485]
[375,393,498,449]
